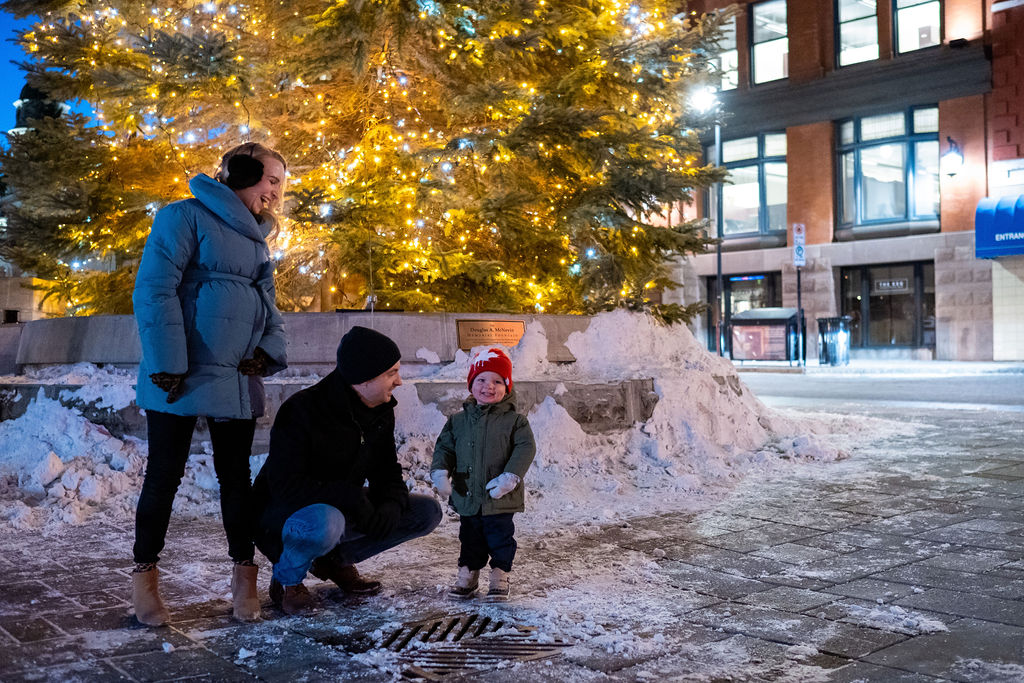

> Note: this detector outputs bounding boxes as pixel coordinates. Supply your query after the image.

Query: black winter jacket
[252,370,410,562]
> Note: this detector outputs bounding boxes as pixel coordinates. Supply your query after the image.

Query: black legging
[133,410,257,564]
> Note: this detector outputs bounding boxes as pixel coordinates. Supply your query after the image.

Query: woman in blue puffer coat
[130,142,288,626]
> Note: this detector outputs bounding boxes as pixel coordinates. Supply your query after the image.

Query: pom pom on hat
[337,326,401,385]
[467,348,513,391]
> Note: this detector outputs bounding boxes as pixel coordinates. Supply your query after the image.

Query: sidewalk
[734,358,1024,376]
[0,403,1021,681]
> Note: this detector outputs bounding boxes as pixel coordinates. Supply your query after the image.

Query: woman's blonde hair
[215,142,288,232]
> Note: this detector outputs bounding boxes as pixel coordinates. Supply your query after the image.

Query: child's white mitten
[485,472,521,499]
[430,469,453,497]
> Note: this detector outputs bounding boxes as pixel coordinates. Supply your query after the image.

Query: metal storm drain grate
[378,612,572,680]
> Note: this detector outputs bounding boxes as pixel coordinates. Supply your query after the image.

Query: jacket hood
[189,173,269,243]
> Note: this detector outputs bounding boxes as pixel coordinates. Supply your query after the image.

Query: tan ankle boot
[132,566,170,626]
[231,563,261,622]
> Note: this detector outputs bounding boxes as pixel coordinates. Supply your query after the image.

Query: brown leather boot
[269,578,315,616]
[310,557,382,596]
[131,566,170,626]
[231,563,261,622]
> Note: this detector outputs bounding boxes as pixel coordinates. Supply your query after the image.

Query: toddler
[431,348,536,601]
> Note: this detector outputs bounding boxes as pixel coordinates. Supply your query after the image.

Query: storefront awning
[976,195,1024,259]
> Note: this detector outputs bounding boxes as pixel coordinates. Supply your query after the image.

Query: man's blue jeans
[272,493,442,586]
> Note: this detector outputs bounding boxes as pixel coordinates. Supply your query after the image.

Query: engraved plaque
[455,319,526,350]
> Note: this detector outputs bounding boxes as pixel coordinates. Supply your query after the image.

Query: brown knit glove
[150,372,185,403]
[238,347,270,376]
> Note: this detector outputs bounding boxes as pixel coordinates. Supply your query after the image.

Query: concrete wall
[0,325,22,375]
[992,255,1024,360]
[935,243,994,360]
[10,312,594,371]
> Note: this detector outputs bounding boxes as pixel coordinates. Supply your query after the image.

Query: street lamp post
[713,121,724,356]
[692,87,725,356]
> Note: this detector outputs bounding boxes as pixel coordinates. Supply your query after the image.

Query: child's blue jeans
[458,512,516,572]
[272,494,441,586]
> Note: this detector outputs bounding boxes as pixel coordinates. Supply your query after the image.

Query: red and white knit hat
[467,348,513,391]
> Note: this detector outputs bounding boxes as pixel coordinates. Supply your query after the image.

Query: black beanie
[337,326,401,384]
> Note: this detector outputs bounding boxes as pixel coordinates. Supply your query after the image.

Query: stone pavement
[1,403,1023,682]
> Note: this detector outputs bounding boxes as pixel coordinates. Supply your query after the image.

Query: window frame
[835,0,879,67]
[749,0,789,85]
[893,0,942,55]
[709,131,788,240]
[835,106,939,230]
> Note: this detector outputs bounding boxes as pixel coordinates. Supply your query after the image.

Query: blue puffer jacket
[133,174,287,419]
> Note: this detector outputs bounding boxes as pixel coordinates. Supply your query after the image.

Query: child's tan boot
[485,567,510,602]
[231,563,261,622]
[448,566,479,599]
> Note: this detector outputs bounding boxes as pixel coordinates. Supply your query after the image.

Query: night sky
[0,10,32,132]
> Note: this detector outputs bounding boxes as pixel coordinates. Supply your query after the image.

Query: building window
[3,310,18,324]
[715,14,739,91]
[711,132,788,238]
[841,262,935,347]
[894,0,941,54]
[751,0,788,84]
[837,106,939,229]
[837,0,879,66]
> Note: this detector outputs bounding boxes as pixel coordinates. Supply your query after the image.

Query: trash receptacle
[817,316,852,366]
[730,308,802,362]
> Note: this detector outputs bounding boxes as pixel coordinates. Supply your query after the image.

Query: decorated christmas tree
[0,0,725,320]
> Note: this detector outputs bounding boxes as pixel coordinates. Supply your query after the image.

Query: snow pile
[0,310,846,532]
[393,310,843,527]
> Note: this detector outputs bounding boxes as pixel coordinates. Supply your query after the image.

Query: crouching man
[252,326,442,615]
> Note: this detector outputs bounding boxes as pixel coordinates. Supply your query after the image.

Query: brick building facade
[674,0,1024,361]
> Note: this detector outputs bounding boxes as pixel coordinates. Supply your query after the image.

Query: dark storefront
[840,261,935,349]
[706,272,782,353]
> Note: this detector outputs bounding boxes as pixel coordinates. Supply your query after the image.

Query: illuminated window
[751,0,788,84]
[895,0,941,53]
[709,133,788,238]
[837,106,939,228]
[837,0,879,66]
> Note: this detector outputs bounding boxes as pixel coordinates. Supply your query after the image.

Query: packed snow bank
[1,310,854,533]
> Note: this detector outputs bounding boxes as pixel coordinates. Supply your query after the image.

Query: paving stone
[872,563,1024,600]
[915,526,1024,552]
[944,519,1024,534]
[736,585,836,612]
[691,513,771,533]
[1,658,131,682]
[700,522,821,552]
[751,542,840,565]
[684,603,907,658]
[109,645,258,681]
[895,588,1024,627]
[863,618,1024,680]
[822,578,920,603]
[663,543,790,579]
[609,633,848,681]
[0,615,64,643]
[807,597,956,636]
[967,495,1024,511]
[916,549,1020,573]
[823,660,950,681]
[793,548,923,583]
[659,561,772,600]
[852,510,975,537]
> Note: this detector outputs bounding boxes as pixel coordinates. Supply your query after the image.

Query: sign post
[793,223,806,366]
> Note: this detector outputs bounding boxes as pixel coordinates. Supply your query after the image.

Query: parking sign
[793,223,806,267]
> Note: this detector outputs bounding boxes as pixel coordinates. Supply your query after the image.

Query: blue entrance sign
[976,194,1024,259]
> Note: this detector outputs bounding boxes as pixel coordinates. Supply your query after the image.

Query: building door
[840,262,935,348]
[706,272,782,352]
